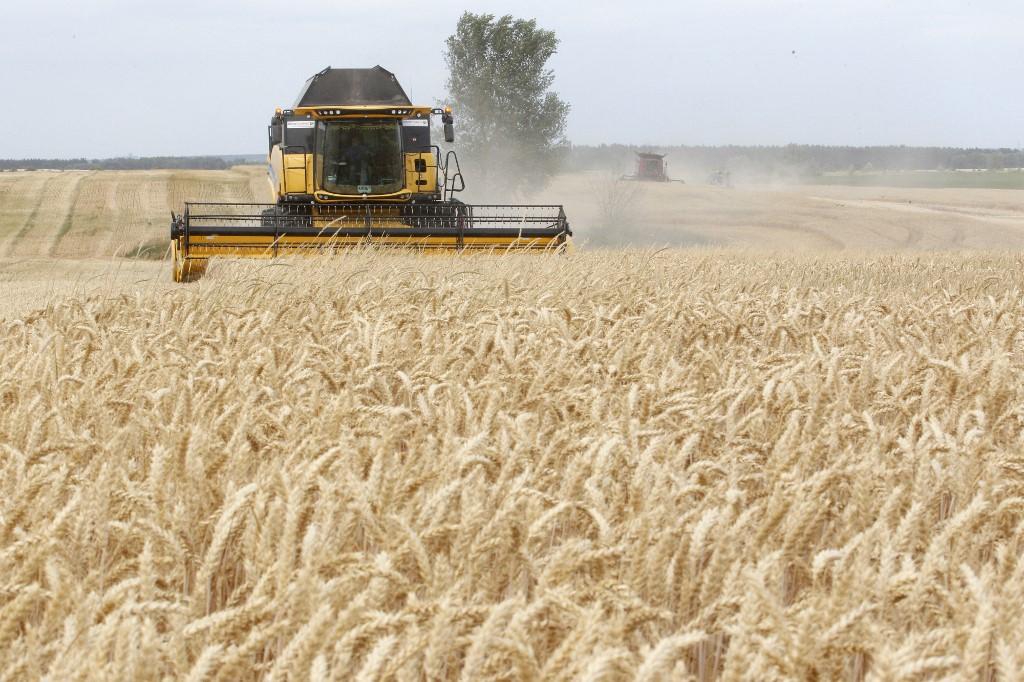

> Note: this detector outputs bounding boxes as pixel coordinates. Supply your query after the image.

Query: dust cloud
[528,170,1024,251]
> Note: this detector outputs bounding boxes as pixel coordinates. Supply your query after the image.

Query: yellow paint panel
[176,234,564,260]
[404,153,437,193]
[283,153,311,194]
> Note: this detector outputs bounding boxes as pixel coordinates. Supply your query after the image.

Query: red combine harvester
[622,152,682,183]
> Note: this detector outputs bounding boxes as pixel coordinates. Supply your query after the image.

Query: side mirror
[268,116,283,148]
[443,122,455,143]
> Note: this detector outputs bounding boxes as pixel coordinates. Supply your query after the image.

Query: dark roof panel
[635,152,666,159]
[294,66,412,107]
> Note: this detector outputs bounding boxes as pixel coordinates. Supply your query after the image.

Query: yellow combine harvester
[170,66,571,281]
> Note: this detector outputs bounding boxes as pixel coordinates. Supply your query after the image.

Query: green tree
[444,12,570,198]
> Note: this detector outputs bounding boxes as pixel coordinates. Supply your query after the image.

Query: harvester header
[170,66,571,281]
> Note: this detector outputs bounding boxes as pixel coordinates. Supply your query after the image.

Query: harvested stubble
[2,249,1024,680]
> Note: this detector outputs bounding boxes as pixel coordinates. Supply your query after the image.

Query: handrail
[443,150,466,201]
[428,146,468,201]
[430,144,447,193]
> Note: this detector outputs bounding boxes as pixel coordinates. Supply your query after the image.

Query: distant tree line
[569,144,1024,178]
[4,146,1021,180]
[0,156,233,171]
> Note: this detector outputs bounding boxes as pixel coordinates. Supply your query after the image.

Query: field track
[0,167,270,259]
[2,251,1024,679]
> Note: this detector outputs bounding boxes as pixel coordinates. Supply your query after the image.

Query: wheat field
[2,249,1024,680]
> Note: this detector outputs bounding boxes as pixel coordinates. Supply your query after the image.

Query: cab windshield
[317,121,403,195]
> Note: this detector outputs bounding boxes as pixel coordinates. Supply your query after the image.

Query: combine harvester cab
[170,66,571,282]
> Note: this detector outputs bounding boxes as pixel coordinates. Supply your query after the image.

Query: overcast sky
[1,0,1021,158]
